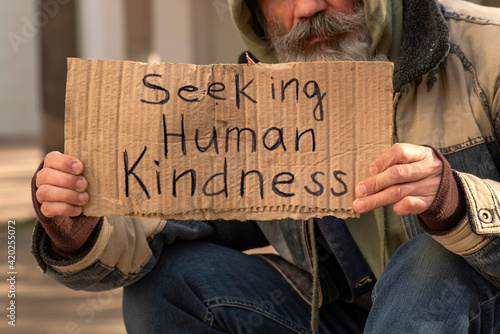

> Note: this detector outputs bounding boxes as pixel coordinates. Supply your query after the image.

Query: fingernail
[72,163,81,174]
[76,178,86,191]
[353,199,365,212]
[78,193,88,204]
[356,183,366,197]
[370,165,378,175]
[74,206,82,217]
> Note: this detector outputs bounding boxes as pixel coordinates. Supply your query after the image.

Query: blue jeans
[123,235,500,333]
[365,234,500,333]
[123,241,368,333]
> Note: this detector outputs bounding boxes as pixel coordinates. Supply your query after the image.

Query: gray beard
[263,7,382,63]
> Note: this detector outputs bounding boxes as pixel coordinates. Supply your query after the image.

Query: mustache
[269,8,367,51]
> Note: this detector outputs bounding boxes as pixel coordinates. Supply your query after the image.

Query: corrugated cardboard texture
[65,58,393,220]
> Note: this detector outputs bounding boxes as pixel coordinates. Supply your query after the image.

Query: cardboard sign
[65,58,393,220]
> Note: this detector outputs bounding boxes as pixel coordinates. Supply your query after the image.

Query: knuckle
[392,204,404,216]
[400,148,411,161]
[36,185,49,202]
[45,151,60,164]
[400,197,413,212]
[431,158,443,172]
[41,202,80,217]
[61,173,75,190]
[36,168,48,186]
[389,165,403,180]
[424,146,435,157]
[61,189,78,205]
[391,164,412,181]
[429,177,441,189]
[393,143,405,155]
[371,195,387,211]
[388,186,402,201]
[361,198,374,212]
[40,202,55,217]
[59,190,71,204]
[400,164,410,179]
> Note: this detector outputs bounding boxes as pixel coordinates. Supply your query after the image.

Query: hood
[228,0,403,65]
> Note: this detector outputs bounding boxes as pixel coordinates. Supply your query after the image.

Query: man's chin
[298,46,343,62]
[294,40,373,62]
[275,44,332,63]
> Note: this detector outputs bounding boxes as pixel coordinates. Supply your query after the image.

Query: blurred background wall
[0,0,246,153]
[0,1,43,143]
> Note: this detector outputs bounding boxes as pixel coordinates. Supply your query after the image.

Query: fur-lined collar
[395,0,450,91]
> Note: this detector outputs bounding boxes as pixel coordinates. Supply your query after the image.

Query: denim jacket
[395,0,500,289]
[32,0,500,306]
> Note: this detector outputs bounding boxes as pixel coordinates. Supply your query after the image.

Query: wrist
[419,146,466,231]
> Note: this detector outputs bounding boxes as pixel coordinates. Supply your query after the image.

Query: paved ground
[0,141,126,334]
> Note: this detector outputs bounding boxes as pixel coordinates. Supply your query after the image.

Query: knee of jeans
[384,235,462,278]
[374,234,479,304]
[124,241,247,311]
[122,242,228,331]
[122,242,205,303]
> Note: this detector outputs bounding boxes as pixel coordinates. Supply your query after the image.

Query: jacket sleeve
[426,64,500,287]
[32,216,269,292]
[425,171,500,287]
[423,7,500,287]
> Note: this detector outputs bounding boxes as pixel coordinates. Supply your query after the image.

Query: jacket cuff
[419,146,466,231]
[455,171,500,234]
[31,160,101,258]
[31,217,104,272]
[426,216,493,256]
[423,169,500,256]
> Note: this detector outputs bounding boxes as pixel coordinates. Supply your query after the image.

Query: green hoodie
[228,0,407,280]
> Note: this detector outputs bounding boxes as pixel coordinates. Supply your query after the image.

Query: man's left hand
[353,143,443,216]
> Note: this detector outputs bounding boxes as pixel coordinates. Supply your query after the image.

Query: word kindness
[123,144,348,201]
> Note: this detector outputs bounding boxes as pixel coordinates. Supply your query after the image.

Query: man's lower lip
[307,36,326,45]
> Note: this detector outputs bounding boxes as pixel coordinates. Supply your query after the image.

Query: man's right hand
[35,151,89,218]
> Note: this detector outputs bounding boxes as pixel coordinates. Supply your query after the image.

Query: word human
[160,114,317,159]
[141,73,327,121]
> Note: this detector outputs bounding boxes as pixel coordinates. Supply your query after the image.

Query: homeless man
[31,0,500,333]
